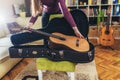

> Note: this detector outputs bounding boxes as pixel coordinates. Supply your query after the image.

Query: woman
[11,0,84,45]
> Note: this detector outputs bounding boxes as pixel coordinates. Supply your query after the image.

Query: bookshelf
[66,0,120,27]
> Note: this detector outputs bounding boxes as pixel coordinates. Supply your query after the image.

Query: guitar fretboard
[106,13,110,32]
[22,27,66,41]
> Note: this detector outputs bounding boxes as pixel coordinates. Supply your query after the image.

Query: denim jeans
[42,12,50,28]
[42,11,61,27]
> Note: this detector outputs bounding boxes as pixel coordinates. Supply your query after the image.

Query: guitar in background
[99,13,114,46]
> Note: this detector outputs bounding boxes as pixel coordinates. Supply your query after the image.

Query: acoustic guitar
[22,27,90,52]
[99,13,114,46]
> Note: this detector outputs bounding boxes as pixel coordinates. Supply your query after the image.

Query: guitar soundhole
[105,30,110,34]
[103,39,105,41]
[76,39,79,47]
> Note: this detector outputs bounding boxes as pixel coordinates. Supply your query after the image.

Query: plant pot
[19,12,26,17]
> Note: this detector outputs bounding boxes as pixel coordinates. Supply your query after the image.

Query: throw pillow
[7,22,21,34]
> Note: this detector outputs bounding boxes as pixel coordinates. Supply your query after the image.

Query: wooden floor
[1,58,34,80]
[95,46,120,80]
[1,44,120,80]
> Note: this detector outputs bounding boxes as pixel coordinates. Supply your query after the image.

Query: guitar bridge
[76,39,79,47]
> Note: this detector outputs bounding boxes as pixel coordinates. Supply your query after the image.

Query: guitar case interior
[9,9,95,63]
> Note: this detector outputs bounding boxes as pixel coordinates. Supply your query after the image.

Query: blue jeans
[42,12,50,28]
[42,11,61,27]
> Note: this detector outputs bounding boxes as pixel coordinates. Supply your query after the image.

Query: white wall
[0,0,25,23]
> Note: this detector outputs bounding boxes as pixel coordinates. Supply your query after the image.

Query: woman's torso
[41,0,60,13]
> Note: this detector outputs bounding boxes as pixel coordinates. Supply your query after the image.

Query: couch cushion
[0,35,13,47]
[0,24,10,38]
[0,47,9,60]
[0,28,6,38]
[4,24,10,36]
[0,36,13,60]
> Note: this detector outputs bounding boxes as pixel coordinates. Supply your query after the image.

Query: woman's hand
[23,23,33,32]
[27,23,33,28]
[72,26,84,38]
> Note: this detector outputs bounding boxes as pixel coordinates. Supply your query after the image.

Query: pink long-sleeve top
[30,0,76,27]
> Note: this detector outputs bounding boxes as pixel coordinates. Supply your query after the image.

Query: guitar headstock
[106,12,111,27]
[21,27,32,31]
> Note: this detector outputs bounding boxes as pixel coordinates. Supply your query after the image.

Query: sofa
[0,23,22,79]
[0,16,43,79]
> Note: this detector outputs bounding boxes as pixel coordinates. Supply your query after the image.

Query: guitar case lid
[70,9,89,38]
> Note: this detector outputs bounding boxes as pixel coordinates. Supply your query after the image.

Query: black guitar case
[9,9,95,63]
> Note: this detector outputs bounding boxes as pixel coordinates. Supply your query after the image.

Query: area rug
[13,59,38,80]
[14,59,98,80]
[13,59,70,80]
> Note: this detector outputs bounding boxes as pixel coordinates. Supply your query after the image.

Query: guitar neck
[29,28,51,37]
[22,27,65,40]
[106,13,110,31]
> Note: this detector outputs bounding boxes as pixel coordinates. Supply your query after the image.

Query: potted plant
[97,10,104,35]
[19,4,26,17]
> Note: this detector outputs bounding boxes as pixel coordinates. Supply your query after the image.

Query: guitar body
[49,32,89,52]
[99,26,114,46]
